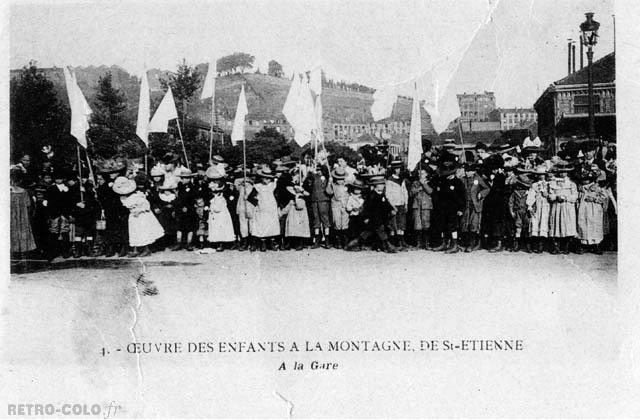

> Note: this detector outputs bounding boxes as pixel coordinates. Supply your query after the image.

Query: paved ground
[2,249,636,418]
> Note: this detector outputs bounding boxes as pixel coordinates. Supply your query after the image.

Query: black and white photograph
[2,0,639,417]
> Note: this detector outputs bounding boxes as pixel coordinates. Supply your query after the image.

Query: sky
[10,0,615,108]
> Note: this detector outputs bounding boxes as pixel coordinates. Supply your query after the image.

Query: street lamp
[580,12,600,140]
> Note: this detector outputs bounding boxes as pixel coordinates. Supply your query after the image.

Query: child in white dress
[112,176,164,257]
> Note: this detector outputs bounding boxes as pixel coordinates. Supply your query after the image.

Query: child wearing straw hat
[44,167,74,259]
[576,164,607,254]
[326,166,350,248]
[345,179,366,244]
[113,176,164,257]
[525,164,551,253]
[548,161,578,254]
[280,185,311,250]
[234,168,255,251]
[385,160,409,250]
[459,162,488,252]
[96,159,129,257]
[508,166,532,252]
[206,173,235,252]
[410,167,434,250]
[248,166,280,251]
[174,168,198,251]
[304,150,332,249]
[345,175,397,253]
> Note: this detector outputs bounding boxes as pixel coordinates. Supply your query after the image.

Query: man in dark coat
[431,153,466,253]
[345,176,397,253]
[96,161,129,257]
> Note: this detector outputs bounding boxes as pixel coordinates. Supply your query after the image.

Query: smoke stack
[580,40,584,69]
[567,40,572,75]
[572,43,576,73]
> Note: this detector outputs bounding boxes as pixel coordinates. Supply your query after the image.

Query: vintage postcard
[2,0,639,417]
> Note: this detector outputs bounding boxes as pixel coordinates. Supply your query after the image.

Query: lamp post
[580,12,600,140]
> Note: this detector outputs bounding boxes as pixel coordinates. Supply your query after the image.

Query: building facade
[457,91,497,123]
[498,108,538,130]
[534,52,615,146]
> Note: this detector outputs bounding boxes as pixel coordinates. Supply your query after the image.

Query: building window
[574,95,601,114]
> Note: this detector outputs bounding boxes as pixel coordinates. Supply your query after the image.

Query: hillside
[10,66,435,137]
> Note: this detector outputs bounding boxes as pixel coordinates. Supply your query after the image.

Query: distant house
[457,91,497,123]
[496,108,538,130]
[534,52,615,146]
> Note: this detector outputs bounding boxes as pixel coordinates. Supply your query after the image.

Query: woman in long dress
[113,176,164,257]
[10,167,37,256]
[248,168,280,251]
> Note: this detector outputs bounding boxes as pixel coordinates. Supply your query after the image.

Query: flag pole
[76,144,84,202]
[175,119,190,170]
[457,118,466,163]
[243,139,247,185]
[83,134,96,184]
[208,87,215,163]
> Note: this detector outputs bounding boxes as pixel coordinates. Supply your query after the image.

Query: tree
[10,61,70,164]
[216,52,255,76]
[87,71,140,159]
[268,60,284,78]
[160,59,202,127]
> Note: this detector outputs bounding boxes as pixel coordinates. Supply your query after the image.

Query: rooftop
[554,51,615,86]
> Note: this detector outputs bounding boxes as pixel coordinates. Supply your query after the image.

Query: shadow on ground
[10,258,201,275]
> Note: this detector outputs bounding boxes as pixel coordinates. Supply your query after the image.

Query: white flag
[200,62,216,100]
[407,85,423,171]
[148,86,178,133]
[231,85,248,145]
[136,70,150,146]
[371,86,397,122]
[282,73,301,130]
[63,67,92,148]
[293,80,316,147]
[62,66,75,107]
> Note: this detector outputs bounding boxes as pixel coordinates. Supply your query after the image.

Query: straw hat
[150,165,166,177]
[348,179,366,190]
[211,155,225,164]
[205,166,225,179]
[552,161,574,173]
[112,176,136,195]
[256,167,276,179]
[368,175,386,185]
[161,152,180,164]
[177,168,195,178]
[530,164,548,175]
[515,174,532,188]
[98,159,126,174]
[331,167,347,179]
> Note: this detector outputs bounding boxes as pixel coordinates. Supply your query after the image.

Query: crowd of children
[9,137,617,260]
